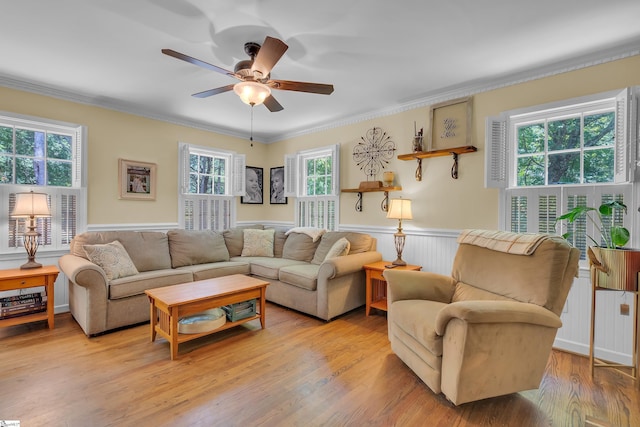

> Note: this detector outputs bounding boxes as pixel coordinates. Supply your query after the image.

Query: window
[178,142,244,231]
[486,88,638,260]
[285,144,340,230]
[0,112,85,253]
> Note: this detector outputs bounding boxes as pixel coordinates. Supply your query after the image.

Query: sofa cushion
[83,240,139,280]
[282,232,320,262]
[108,269,194,300]
[248,257,308,280]
[167,229,229,268]
[71,231,172,272]
[241,229,275,257]
[223,225,264,257]
[176,261,251,281]
[279,264,321,291]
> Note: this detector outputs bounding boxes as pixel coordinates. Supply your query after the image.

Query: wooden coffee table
[145,274,269,360]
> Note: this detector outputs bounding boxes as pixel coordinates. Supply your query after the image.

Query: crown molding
[2,42,638,145]
[271,42,640,142]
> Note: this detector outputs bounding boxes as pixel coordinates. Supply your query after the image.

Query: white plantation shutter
[614,88,631,183]
[485,115,508,188]
[506,188,560,235]
[330,143,340,196]
[178,142,239,231]
[232,153,246,196]
[284,153,297,197]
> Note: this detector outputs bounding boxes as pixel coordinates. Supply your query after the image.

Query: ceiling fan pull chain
[250,105,254,146]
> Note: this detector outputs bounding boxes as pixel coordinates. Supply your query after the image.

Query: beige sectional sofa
[58,225,381,336]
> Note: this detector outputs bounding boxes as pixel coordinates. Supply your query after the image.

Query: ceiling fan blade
[263,95,284,112]
[162,48,236,77]
[192,84,235,98]
[251,36,288,78]
[270,79,334,95]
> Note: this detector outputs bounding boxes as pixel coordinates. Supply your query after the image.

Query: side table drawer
[0,275,45,291]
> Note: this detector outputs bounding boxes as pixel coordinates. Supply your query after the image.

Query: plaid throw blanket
[457,229,553,255]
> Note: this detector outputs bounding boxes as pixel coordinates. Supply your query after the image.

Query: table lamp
[387,198,412,266]
[11,191,51,269]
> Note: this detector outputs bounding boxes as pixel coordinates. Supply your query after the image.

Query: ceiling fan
[162,36,334,112]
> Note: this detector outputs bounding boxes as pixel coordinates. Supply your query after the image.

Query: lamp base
[20,260,42,270]
[391,258,407,266]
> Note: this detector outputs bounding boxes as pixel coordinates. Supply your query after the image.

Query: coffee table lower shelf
[146,275,268,360]
[153,312,261,346]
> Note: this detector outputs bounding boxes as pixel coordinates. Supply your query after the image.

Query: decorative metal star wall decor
[352,127,396,180]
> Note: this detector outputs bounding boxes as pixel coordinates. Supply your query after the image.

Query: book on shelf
[0,291,47,319]
[0,301,47,319]
[0,286,46,299]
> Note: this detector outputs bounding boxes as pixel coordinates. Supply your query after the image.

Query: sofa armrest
[384,270,456,304]
[318,251,383,280]
[58,254,109,291]
[434,300,562,335]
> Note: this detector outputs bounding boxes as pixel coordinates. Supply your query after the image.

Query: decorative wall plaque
[352,127,396,182]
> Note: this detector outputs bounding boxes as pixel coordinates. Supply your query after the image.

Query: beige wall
[0,86,269,224]
[265,54,640,230]
[2,54,639,229]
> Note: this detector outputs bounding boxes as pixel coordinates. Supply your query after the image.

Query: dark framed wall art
[242,166,263,204]
[118,158,157,201]
[270,166,287,204]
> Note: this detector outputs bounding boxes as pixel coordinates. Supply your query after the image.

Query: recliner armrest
[434,300,562,335]
[384,270,456,304]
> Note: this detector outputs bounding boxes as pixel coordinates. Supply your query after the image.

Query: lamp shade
[11,191,51,217]
[387,198,412,220]
[234,81,271,106]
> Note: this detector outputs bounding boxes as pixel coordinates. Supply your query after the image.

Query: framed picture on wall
[270,166,287,204]
[118,158,157,201]
[242,166,263,204]
[427,96,472,151]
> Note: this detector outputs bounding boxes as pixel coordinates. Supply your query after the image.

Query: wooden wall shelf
[341,186,402,212]
[397,146,477,180]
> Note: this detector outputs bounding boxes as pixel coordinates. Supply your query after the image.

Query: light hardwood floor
[1,304,638,427]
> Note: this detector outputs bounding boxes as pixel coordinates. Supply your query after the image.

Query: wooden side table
[0,265,59,329]
[364,261,421,316]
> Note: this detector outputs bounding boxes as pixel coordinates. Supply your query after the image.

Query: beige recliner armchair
[383,229,580,405]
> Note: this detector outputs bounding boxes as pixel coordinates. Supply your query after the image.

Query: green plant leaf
[611,226,630,247]
[599,201,627,216]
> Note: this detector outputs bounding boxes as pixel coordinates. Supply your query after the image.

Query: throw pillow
[241,229,275,257]
[83,240,139,280]
[324,237,350,261]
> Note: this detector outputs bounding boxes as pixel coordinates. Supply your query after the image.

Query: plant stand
[589,253,639,388]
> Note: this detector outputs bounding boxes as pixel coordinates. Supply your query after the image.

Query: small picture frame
[427,96,472,151]
[270,166,287,205]
[242,166,263,204]
[118,159,157,201]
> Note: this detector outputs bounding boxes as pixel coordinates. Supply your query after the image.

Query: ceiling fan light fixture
[234,81,271,106]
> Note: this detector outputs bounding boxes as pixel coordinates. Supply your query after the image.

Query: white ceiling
[2,0,640,143]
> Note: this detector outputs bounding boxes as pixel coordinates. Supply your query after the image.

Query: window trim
[488,87,639,252]
[177,142,244,231]
[0,111,86,253]
[285,144,340,230]
[487,88,634,189]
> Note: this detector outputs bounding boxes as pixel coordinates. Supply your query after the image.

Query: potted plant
[555,201,639,291]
